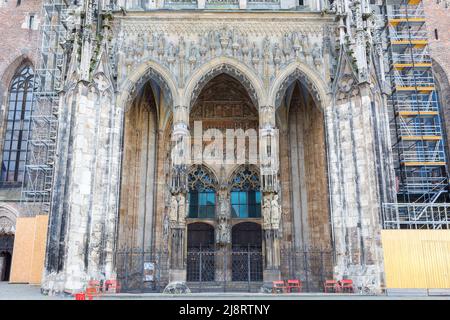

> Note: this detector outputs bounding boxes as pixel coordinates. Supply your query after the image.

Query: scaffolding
[20,0,68,215]
[382,0,450,229]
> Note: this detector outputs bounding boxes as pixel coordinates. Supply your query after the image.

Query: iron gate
[186,247,263,292]
[115,248,169,293]
[281,248,334,292]
[115,247,334,293]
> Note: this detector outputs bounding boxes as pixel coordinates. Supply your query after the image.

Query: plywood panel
[9,217,35,283]
[29,215,49,284]
[381,230,450,288]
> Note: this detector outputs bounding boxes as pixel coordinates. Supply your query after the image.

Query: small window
[434,29,439,40]
[28,15,34,29]
[16,0,21,6]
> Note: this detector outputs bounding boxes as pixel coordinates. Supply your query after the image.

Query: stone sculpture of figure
[282,33,292,57]
[263,36,270,57]
[158,33,165,53]
[178,36,186,59]
[312,43,322,66]
[189,41,197,63]
[241,37,250,57]
[251,42,260,67]
[177,194,186,223]
[209,31,217,52]
[216,215,230,244]
[273,43,282,66]
[169,195,178,224]
[262,197,271,229]
[168,42,175,57]
[199,33,208,57]
[163,213,170,238]
[218,191,229,216]
[293,33,302,55]
[270,194,281,230]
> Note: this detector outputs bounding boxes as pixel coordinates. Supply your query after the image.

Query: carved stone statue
[270,194,281,230]
[189,41,197,66]
[199,34,208,57]
[178,36,186,59]
[216,215,230,245]
[312,43,322,66]
[163,213,170,238]
[262,197,271,230]
[273,43,282,67]
[157,33,165,57]
[263,36,270,57]
[251,42,260,67]
[282,33,292,58]
[169,195,178,224]
[176,193,186,223]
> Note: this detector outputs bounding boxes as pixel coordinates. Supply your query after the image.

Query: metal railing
[388,5,425,19]
[383,203,450,229]
[397,124,442,136]
[389,29,428,41]
[400,150,446,163]
[394,75,435,88]
[115,247,334,293]
[392,52,431,64]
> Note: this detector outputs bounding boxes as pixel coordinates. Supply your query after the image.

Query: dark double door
[186,222,262,282]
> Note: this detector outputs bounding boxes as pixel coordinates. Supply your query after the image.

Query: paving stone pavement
[1,283,449,300]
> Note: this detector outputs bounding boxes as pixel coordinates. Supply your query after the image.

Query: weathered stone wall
[277,83,330,251]
[118,84,158,252]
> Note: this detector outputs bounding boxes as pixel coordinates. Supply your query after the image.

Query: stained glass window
[188,166,217,218]
[1,64,34,184]
[229,166,261,218]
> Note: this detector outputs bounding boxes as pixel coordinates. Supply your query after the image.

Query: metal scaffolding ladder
[20,0,68,215]
[382,0,450,229]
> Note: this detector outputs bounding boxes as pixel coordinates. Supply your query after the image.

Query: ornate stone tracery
[229,165,261,191]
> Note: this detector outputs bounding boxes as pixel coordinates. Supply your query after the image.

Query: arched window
[188,166,217,219]
[230,166,261,218]
[1,64,34,184]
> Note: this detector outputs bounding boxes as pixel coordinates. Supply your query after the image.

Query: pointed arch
[116,60,179,113]
[0,204,18,234]
[269,61,329,110]
[183,57,267,110]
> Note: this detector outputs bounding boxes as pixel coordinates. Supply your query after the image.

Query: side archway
[0,204,18,282]
[268,62,330,111]
[116,60,179,113]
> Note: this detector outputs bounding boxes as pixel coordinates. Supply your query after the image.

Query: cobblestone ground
[1,283,449,300]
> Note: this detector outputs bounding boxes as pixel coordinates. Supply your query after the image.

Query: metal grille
[115,249,169,293]
[280,248,334,292]
[115,247,334,293]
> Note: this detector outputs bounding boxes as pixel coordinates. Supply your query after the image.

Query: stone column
[215,188,232,282]
[41,31,121,293]
[168,105,189,282]
[259,105,282,282]
[326,77,394,293]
